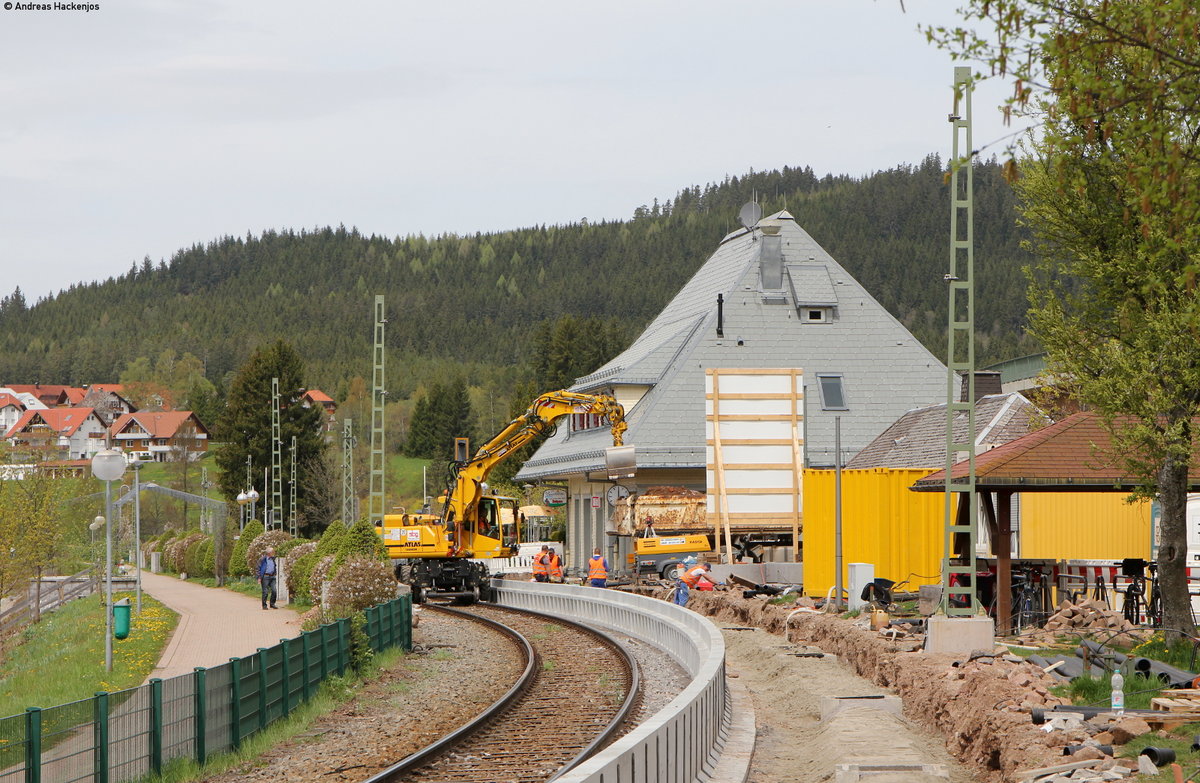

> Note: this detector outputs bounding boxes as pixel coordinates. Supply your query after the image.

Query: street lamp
[128,457,145,615]
[247,488,259,524]
[91,448,126,673]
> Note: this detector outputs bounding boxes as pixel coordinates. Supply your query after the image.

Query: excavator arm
[441,390,632,554]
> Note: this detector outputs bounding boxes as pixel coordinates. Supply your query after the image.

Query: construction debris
[1042,598,1137,634]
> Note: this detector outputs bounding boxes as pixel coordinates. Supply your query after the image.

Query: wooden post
[790,369,803,563]
[710,372,735,565]
[997,491,1013,636]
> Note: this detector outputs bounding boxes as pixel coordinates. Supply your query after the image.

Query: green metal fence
[0,595,411,783]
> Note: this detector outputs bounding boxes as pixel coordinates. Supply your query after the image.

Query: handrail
[491,579,728,783]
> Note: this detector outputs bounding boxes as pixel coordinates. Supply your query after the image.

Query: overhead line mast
[941,66,980,615]
[369,295,387,526]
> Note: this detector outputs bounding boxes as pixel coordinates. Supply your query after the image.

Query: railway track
[365,603,641,783]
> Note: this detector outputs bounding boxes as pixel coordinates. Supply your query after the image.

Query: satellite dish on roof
[738,201,763,230]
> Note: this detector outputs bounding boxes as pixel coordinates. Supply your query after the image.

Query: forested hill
[0,155,1037,399]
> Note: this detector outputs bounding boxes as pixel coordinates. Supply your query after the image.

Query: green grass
[0,592,178,716]
[1053,671,1167,711]
[1119,724,1200,782]
[387,454,435,510]
[143,647,406,783]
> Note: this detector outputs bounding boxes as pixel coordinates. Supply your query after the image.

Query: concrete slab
[924,615,995,654]
[834,762,951,782]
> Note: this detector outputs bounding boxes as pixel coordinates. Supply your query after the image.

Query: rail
[491,579,729,783]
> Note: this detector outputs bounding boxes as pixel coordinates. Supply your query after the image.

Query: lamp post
[91,448,127,673]
[248,488,260,524]
[236,491,249,530]
[129,457,144,615]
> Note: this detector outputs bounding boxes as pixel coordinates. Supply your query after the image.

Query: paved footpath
[139,570,302,680]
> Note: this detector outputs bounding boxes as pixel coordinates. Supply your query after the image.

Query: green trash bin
[113,597,132,640]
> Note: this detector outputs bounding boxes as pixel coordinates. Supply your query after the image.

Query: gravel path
[720,626,974,783]
[198,608,523,783]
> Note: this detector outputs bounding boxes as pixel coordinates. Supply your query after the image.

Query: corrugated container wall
[1019,492,1152,560]
[803,468,946,597]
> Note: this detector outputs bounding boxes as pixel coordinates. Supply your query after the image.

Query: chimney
[759,232,783,290]
[960,371,1003,401]
[716,294,724,338]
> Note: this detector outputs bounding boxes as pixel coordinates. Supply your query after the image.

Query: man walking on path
[258,546,279,609]
[139,570,298,680]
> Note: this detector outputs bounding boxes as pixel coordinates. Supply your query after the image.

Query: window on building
[570,414,609,433]
[803,308,830,323]
[817,373,847,410]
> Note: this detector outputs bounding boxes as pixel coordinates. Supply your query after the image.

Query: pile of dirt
[658,587,1077,782]
[1042,598,1136,634]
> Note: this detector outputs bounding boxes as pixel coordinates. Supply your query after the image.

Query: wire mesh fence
[2,594,411,783]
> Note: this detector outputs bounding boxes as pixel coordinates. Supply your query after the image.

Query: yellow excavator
[378,390,636,602]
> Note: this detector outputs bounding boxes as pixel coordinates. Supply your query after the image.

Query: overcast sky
[0,0,1018,303]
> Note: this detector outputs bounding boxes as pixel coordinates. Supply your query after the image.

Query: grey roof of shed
[845,392,1041,469]
[516,210,948,481]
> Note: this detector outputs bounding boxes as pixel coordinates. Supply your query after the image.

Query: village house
[301,389,338,438]
[0,393,26,434]
[109,410,210,462]
[516,209,948,572]
[78,384,138,427]
[3,407,109,460]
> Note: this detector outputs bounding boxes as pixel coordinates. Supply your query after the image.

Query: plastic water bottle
[1111,670,1125,715]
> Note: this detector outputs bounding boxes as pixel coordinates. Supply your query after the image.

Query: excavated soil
[199,609,522,782]
[651,588,1070,782]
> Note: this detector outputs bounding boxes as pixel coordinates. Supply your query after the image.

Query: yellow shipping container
[803,468,946,597]
[1019,492,1151,560]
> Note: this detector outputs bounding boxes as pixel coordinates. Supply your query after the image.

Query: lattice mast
[369,295,387,524]
[343,418,356,526]
[271,376,283,530]
[941,67,980,615]
[289,435,298,537]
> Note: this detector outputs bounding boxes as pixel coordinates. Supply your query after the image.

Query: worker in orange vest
[675,562,712,607]
[532,544,550,582]
[548,547,563,583]
[587,546,608,588]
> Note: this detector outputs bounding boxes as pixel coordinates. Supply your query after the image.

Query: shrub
[276,537,307,559]
[291,550,320,601]
[201,538,218,578]
[283,542,317,595]
[308,555,337,603]
[314,523,345,558]
[346,612,374,672]
[246,529,292,577]
[326,558,397,614]
[184,537,208,576]
[169,533,205,574]
[335,520,387,570]
[229,520,264,579]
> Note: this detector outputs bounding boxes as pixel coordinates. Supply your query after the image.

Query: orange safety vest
[681,565,708,588]
[549,554,562,579]
[587,555,607,581]
[532,553,548,576]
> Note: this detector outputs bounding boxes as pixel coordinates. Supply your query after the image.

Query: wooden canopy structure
[911,411,1194,634]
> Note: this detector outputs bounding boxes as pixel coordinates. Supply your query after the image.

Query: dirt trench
[650,588,1068,782]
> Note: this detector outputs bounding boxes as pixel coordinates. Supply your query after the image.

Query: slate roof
[847,392,1040,469]
[909,411,1198,491]
[517,210,948,481]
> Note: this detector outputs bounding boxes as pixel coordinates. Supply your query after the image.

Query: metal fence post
[301,631,312,701]
[337,620,348,675]
[257,648,268,732]
[24,707,41,783]
[279,639,291,716]
[149,678,163,774]
[193,667,207,765]
[229,657,242,749]
[94,691,110,783]
[318,625,328,680]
